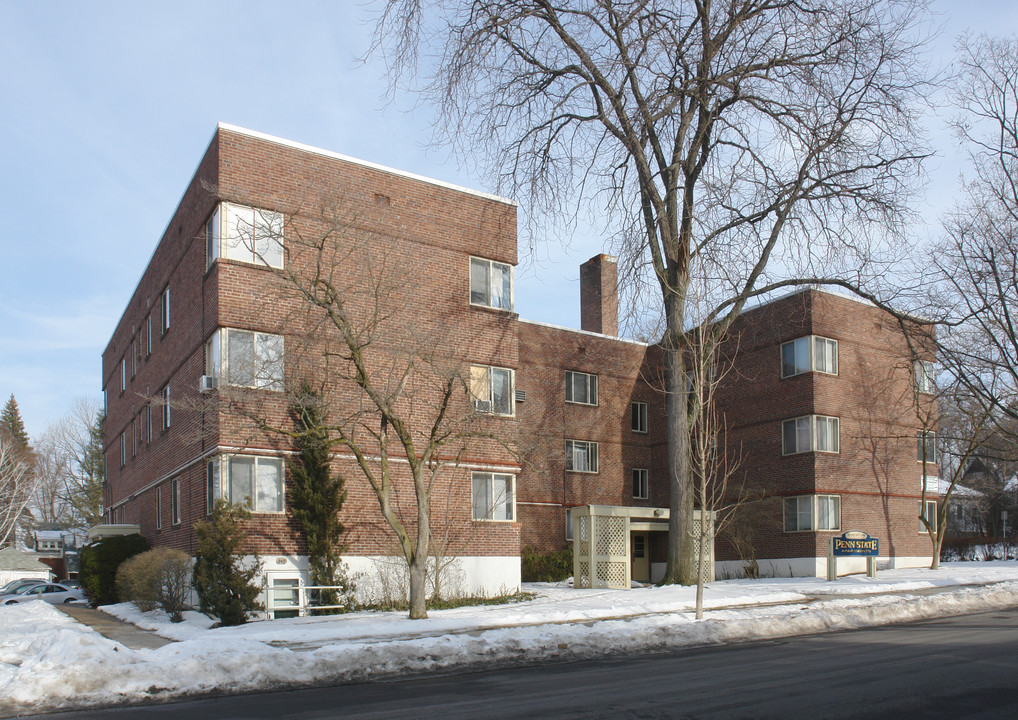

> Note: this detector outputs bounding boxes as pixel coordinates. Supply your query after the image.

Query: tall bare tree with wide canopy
[374,0,932,582]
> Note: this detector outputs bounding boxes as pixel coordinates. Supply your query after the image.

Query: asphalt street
[30,606,1018,719]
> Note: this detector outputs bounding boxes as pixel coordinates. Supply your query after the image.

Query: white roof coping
[519,318,649,347]
[217,123,516,207]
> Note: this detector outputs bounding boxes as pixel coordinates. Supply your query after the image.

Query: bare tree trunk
[662,294,695,585]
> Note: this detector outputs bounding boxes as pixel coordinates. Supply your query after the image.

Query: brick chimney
[580,254,619,336]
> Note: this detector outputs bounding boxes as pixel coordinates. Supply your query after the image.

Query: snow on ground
[4,562,1018,714]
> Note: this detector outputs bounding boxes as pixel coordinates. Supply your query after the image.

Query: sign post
[827,531,879,580]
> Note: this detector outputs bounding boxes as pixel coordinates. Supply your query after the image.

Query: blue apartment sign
[831,531,879,557]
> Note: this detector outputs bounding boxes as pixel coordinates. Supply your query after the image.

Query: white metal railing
[264,582,350,619]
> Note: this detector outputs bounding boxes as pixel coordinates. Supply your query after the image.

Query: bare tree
[217,202,518,619]
[0,431,37,547]
[373,0,933,583]
[685,320,746,618]
[921,386,998,568]
[935,34,1018,444]
[30,430,72,526]
[47,398,105,529]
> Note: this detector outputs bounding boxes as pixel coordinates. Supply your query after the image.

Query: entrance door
[631,532,650,583]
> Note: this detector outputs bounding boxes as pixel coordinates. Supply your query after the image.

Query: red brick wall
[103,126,522,560]
[516,322,664,551]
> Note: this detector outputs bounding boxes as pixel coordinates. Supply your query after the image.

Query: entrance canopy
[572,505,714,589]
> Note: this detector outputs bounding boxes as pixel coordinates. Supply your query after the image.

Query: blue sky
[0,0,1014,440]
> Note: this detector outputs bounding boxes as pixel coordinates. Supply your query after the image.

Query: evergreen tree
[1,395,30,449]
[288,383,353,613]
[192,501,261,626]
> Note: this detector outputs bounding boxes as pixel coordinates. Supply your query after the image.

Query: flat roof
[218,123,516,207]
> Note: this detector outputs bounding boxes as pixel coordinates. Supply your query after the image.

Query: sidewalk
[55,604,172,650]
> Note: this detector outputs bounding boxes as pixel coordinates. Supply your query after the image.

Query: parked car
[0,578,48,595]
[0,583,86,605]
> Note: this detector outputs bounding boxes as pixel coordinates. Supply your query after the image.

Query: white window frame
[155,486,162,530]
[171,478,181,526]
[468,256,514,311]
[781,335,838,378]
[914,360,936,394]
[783,494,841,532]
[120,358,126,394]
[469,365,515,416]
[632,468,649,499]
[471,472,515,521]
[207,455,285,514]
[162,385,171,431]
[782,415,839,455]
[566,439,599,473]
[206,328,285,391]
[131,340,137,378]
[631,401,648,433]
[206,202,285,270]
[565,508,574,541]
[917,431,936,464]
[565,370,598,406]
[160,287,170,335]
[146,315,152,357]
[119,434,125,468]
[920,500,938,534]
[131,418,137,459]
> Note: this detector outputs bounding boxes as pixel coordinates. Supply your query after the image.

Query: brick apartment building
[102,124,936,603]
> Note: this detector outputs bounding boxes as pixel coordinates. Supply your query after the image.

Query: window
[206,202,284,269]
[131,418,137,459]
[784,495,841,532]
[565,508,574,541]
[631,402,648,433]
[781,336,838,378]
[206,329,285,391]
[566,440,599,473]
[131,340,137,378]
[565,370,598,405]
[119,433,125,468]
[917,431,936,463]
[782,415,839,455]
[146,316,152,357]
[146,405,152,444]
[632,468,649,499]
[920,500,937,534]
[160,287,170,335]
[171,478,181,525]
[469,257,513,310]
[207,455,285,513]
[471,472,515,521]
[119,358,126,394]
[155,486,162,530]
[470,365,514,415]
[914,360,935,394]
[162,385,171,431]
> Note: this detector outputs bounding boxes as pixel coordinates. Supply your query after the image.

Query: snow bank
[3,562,1018,714]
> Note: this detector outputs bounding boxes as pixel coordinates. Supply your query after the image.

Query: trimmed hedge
[521,545,573,583]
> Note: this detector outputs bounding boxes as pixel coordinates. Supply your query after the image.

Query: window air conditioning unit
[473,399,492,413]
[199,375,218,393]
